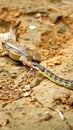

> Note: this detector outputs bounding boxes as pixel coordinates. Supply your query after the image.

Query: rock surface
[0,0,73,130]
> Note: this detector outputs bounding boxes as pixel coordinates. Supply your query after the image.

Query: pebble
[49,13,62,23]
[57,24,66,34]
[24,84,31,91]
[10,72,17,78]
[23,91,31,97]
[29,25,36,30]
[0,118,10,127]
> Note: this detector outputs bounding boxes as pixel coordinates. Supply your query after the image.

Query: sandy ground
[0,0,73,130]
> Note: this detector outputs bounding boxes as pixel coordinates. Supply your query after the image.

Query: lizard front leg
[19,56,33,68]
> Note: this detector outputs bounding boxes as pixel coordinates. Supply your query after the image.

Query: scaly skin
[2,40,73,90]
[32,62,73,90]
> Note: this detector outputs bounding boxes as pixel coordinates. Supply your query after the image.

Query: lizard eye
[2,41,6,46]
[2,41,9,49]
